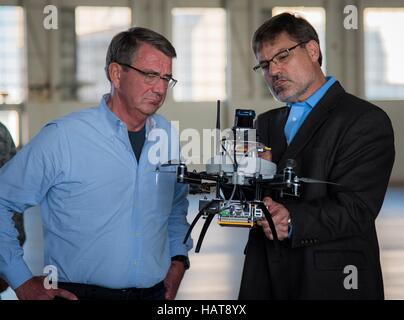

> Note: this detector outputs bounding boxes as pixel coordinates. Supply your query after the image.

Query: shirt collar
[98,94,158,136]
[287,76,336,109]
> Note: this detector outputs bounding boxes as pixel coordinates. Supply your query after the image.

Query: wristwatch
[171,255,190,270]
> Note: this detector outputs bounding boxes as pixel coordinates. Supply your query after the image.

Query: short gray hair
[105,27,177,81]
[253,12,322,66]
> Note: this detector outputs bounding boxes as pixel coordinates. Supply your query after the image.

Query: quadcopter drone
[157,101,339,252]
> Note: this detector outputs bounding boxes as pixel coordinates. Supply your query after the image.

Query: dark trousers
[56,281,165,300]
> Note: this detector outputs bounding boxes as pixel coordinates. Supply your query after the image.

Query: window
[172,8,227,102]
[271,7,326,72]
[364,8,404,100]
[75,7,131,102]
[0,6,25,104]
[0,6,24,146]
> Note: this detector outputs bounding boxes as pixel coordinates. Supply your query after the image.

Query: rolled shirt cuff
[2,259,33,289]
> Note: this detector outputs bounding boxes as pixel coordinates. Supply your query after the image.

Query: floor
[1,187,403,300]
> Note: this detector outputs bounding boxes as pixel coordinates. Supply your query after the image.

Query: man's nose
[152,78,168,94]
[267,61,282,77]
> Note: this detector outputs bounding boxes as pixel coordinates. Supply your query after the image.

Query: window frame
[358,0,404,102]
[0,4,27,147]
[38,1,134,105]
[165,0,228,106]
[73,5,133,103]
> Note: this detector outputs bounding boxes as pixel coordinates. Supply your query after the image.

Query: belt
[57,281,165,300]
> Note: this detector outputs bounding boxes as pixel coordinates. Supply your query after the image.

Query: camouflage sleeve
[0,122,16,168]
[0,123,25,258]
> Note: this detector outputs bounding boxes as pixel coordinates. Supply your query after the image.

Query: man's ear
[108,63,121,89]
[305,40,320,63]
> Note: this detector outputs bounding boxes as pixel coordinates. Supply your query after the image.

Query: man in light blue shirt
[0,27,192,300]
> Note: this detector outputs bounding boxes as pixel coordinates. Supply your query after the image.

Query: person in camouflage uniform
[0,122,26,294]
[0,122,17,166]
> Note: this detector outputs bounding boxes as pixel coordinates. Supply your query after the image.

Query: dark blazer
[239,82,395,299]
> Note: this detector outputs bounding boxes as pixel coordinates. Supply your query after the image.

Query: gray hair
[105,27,177,81]
[253,12,322,66]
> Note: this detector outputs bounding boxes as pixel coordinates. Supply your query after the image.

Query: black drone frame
[178,159,304,253]
[166,101,340,253]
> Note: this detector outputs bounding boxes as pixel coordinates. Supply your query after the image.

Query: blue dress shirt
[0,94,192,289]
[284,76,336,145]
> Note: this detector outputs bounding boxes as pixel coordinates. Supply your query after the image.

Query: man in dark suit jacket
[238,13,395,299]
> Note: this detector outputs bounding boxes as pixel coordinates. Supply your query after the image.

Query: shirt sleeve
[167,179,193,258]
[0,122,68,288]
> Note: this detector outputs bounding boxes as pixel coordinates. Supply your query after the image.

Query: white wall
[11,0,404,183]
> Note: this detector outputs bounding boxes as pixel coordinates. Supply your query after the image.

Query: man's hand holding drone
[258,147,272,162]
[256,148,290,241]
[257,197,290,241]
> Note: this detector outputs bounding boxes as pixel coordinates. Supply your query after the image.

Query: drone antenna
[215,100,221,156]
[216,100,221,131]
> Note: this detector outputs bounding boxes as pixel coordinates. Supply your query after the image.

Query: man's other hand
[14,276,78,300]
[256,196,290,241]
[164,261,185,300]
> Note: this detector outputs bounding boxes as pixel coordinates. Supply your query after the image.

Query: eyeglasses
[117,62,178,88]
[253,41,308,72]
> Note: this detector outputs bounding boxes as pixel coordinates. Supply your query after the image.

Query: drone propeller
[264,178,340,186]
[265,182,290,186]
[154,160,182,174]
[299,177,341,186]
[160,159,181,167]
[154,168,176,174]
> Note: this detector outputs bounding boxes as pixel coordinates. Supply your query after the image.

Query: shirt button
[133,261,137,266]
[292,117,297,121]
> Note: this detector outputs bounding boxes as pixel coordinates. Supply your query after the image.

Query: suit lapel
[278,82,346,168]
[269,107,289,164]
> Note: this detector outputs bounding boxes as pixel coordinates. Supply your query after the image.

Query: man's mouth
[146,97,162,105]
[273,79,288,91]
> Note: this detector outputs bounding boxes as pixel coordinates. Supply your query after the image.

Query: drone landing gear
[257,203,280,257]
[195,213,216,253]
[184,199,280,254]
[183,199,220,251]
